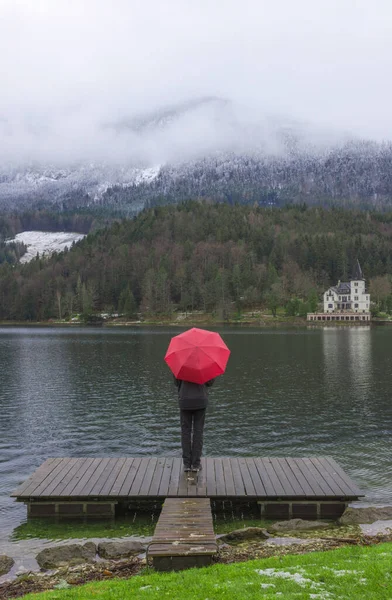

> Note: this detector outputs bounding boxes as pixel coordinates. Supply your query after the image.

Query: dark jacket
[174,378,214,410]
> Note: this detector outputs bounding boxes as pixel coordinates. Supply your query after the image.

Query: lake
[0,325,391,547]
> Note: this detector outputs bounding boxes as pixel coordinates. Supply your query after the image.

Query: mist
[1,0,392,166]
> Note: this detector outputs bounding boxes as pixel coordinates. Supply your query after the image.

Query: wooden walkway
[148,498,217,571]
[12,456,363,502]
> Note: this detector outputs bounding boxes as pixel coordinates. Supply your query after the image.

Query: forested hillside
[1,202,392,321]
[0,210,111,267]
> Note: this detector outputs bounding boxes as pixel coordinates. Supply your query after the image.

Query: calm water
[0,325,391,545]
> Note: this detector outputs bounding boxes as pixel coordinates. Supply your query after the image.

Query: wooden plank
[222,457,236,496]
[214,458,226,496]
[110,458,135,496]
[283,458,315,496]
[237,457,256,496]
[230,457,246,496]
[323,457,363,496]
[18,458,65,497]
[309,457,346,496]
[118,457,141,496]
[272,458,301,495]
[196,458,207,497]
[58,458,94,497]
[293,458,328,496]
[148,457,165,496]
[244,458,267,496]
[88,458,121,496]
[139,457,158,496]
[158,458,173,497]
[27,458,74,497]
[11,458,58,497]
[168,458,182,496]
[12,456,363,503]
[68,458,100,497]
[149,543,217,556]
[48,458,85,496]
[77,458,112,497]
[301,458,337,496]
[253,458,277,496]
[318,457,354,495]
[186,469,199,497]
[98,457,127,496]
[178,464,190,496]
[128,457,148,496]
[34,458,77,497]
[205,458,216,496]
[260,458,287,496]
[150,497,216,558]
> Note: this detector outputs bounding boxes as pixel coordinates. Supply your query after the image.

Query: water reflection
[321,326,391,500]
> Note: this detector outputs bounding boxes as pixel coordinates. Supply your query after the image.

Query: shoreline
[0,316,379,328]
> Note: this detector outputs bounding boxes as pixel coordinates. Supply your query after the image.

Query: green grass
[20,542,392,599]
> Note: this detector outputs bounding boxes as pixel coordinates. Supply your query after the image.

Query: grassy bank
[20,542,392,599]
[0,314,310,328]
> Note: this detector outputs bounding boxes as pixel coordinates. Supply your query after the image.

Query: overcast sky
[1,0,392,164]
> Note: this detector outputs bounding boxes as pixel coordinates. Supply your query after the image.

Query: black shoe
[184,466,191,472]
[191,465,202,472]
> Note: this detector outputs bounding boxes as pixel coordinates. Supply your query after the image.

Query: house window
[343,296,347,302]
[339,296,341,300]
[355,303,358,308]
[328,304,333,308]
[354,282,358,286]
[366,304,369,308]
[354,296,358,301]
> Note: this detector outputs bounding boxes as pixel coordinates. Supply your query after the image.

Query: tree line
[1,201,392,321]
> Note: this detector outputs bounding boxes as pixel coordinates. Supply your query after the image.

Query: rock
[269,519,332,533]
[97,541,145,559]
[219,527,270,543]
[339,506,392,525]
[360,520,392,536]
[36,543,97,569]
[266,537,317,546]
[0,555,14,575]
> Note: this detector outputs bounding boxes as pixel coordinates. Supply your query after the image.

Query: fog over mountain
[2,0,392,212]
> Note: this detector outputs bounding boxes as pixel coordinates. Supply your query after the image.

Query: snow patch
[255,568,315,586]
[7,231,85,263]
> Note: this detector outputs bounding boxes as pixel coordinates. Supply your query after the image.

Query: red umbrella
[164,327,230,384]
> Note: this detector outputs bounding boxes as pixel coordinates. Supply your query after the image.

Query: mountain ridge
[1,97,392,214]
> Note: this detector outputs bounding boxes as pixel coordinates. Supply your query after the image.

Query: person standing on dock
[174,378,214,472]
[164,328,230,472]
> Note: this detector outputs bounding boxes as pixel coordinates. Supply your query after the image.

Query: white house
[307,260,371,322]
[323,260,370,314]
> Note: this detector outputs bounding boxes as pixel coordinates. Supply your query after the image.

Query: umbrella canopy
[164,327,230,384]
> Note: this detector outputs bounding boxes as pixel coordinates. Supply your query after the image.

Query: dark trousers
[180,408,206,468]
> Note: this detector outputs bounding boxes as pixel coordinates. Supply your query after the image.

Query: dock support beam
[27,501,117,518]
[258,500,348,520]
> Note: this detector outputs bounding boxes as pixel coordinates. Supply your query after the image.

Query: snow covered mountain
[1,97,392,214]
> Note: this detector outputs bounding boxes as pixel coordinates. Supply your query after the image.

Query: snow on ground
[7,231,85,263]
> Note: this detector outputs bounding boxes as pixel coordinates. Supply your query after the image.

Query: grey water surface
[0,325,391,547]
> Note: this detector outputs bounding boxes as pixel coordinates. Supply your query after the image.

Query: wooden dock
[11,456,363,519]
[148,498,217,571]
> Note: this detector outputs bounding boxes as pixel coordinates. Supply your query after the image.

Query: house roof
[331,282,351,294]
[351,259,364,281]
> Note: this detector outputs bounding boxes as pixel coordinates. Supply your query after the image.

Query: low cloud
[1,0,392,165]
